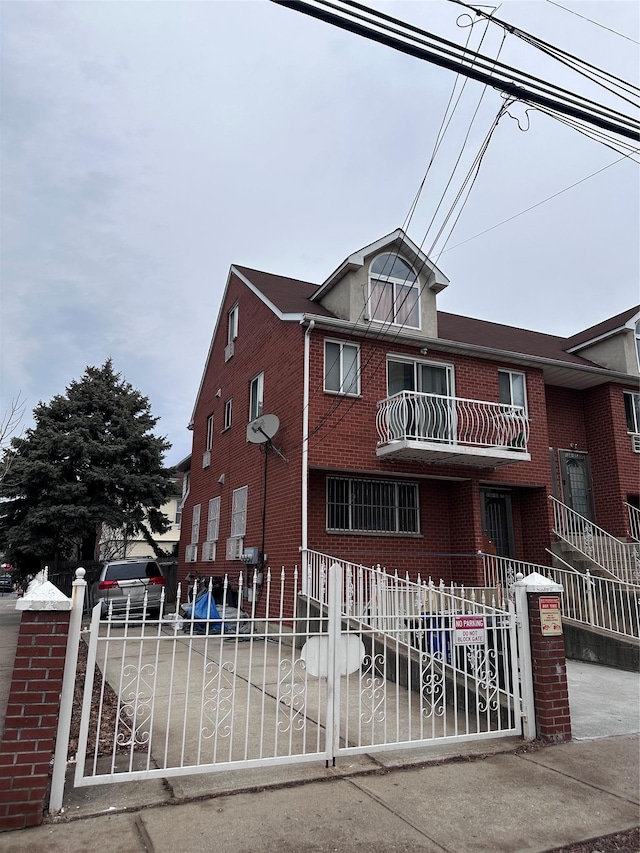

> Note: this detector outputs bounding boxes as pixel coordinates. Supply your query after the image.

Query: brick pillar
[515,571,572,745]
[527,591,572,743]
[0,579,72,832]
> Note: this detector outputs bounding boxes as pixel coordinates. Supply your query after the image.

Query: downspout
[301,319,315,593]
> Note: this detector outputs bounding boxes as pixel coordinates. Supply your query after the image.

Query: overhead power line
[544,0,640,46]
[442,156,631,253]
[272,0,640,141]
[449,0,640,108]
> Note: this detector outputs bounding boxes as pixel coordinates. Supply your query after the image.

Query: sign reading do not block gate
[454,615,486,645]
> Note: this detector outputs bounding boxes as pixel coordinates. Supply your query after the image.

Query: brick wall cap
[15,570,72,612]
[514,571,563,593]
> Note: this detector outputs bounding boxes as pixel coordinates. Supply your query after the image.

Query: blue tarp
[183,591,227,633]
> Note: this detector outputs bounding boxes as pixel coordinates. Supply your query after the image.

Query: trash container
[422,613,453,664]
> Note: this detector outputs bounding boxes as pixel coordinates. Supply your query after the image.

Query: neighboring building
[100,474,184,561]
[178,230,640,591]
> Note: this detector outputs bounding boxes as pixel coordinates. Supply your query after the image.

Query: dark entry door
[481,490,515,557]
[558,451,594,520]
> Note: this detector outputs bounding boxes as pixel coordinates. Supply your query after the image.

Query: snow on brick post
[519,572,572,744]
[0,571,72,832]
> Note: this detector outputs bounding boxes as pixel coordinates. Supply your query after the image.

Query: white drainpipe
[301,319,315,593]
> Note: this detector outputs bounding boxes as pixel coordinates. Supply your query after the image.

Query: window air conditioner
[226,537,244,560]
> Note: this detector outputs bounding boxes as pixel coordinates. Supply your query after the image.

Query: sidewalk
[0,734,637,852]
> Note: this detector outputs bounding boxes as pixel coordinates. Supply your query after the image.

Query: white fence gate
[71,563,522,787]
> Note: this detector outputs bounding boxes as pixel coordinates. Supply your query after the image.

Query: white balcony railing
[376,392,529,455]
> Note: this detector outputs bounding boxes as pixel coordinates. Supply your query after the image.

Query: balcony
[376,391,530,468]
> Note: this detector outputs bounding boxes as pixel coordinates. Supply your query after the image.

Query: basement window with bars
[327,477,419,534]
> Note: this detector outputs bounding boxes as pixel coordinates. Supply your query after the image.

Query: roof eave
[301,314,638,389]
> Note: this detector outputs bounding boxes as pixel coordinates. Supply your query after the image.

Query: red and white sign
[454,615,486,646]
[539,596,562,636]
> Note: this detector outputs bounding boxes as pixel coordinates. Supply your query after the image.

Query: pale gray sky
[1,0,638,466]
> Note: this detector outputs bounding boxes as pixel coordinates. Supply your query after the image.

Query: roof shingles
[234,265,634,369]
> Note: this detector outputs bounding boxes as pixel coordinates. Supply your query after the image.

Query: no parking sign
[454,615,486,645]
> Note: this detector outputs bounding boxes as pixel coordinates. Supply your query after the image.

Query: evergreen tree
[0,360,173,571]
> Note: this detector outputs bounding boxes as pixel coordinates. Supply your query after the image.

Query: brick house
[178,230,640,593]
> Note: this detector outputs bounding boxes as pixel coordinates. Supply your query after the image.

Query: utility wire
[303,8,499,436]
[272,0,639,139]
[544,0,640,46]
[308,104,510,451]
[450,0,640,107]
[442,156,631,253]
[271,0,638,452]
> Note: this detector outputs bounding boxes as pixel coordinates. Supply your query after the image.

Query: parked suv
[91,559,165,617]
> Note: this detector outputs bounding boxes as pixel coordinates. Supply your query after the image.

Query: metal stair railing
[481,552,640,641]
[625,501,640,543]
[549,495,640,585]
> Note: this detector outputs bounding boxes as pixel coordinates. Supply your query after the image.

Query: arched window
[369,253,420,329]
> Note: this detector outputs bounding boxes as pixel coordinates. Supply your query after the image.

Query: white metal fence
[376,391,529,451]
[482,553,640,641]
[550,496,640,584]
[68,559,522,788]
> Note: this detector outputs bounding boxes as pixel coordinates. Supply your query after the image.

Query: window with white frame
[176,472,190,529]
[224,398,233,431]
[249,373,263,422]
[624,391,640,433]
[231,486,248,538]
[228,304,238,345]
[202,497,220,561]
[203,414,214,467]
[185,503,200,562]
[327,477,419,534]
[369,253,420,329]
[635,320,640,371]
[324,339,360,396]
[498,370,528,414]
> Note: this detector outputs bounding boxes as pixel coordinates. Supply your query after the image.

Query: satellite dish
[246,414,280,444]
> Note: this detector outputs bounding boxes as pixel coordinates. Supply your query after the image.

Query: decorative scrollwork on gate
[277,657,307,733]
[116,663,155,747]
[201,660,236,739]
[360,653,385,724]
[420,652,445,718]
[466,647,499,712]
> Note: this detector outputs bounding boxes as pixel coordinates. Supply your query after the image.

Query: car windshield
[105,562,161,581]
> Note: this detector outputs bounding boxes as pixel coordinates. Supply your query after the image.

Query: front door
[558,451,594,520]
[481,490,515,557]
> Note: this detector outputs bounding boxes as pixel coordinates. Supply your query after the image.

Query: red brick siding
[584,384,640,536]
[179,275,306,593]
[0,612,69,831]
[180,283,633,589]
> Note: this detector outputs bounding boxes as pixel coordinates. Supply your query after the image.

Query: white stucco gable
[309,229,449,338]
